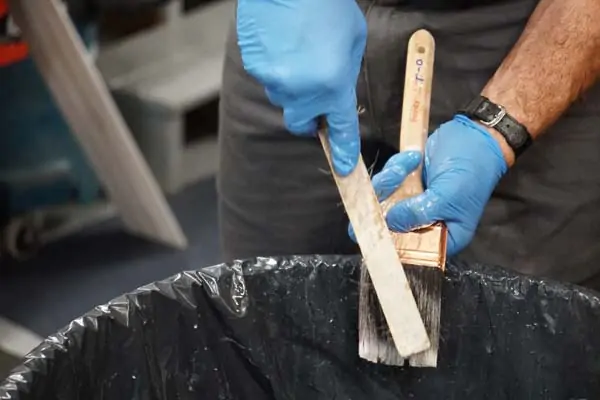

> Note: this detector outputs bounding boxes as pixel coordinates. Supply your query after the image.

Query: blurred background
[0,0,230,375]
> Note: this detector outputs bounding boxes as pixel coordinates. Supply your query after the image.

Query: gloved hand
[349,115,509,256]
[236,0,367,176]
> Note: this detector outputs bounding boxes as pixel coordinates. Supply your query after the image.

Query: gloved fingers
[326,89,361,176]
[372,151,422,202]
[352,17,368,51]
[386,190,441,233]
[286,117,318,136]
[445,221,475,257]
[265,87,286,108]
[282,101,319,136]
[236,0,270,83]
[347,151,422,243]
[348,190,430,243]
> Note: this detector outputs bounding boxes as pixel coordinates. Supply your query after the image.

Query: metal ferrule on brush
[395,223,447,269]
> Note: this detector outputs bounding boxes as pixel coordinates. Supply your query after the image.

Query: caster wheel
[3,217,43,260]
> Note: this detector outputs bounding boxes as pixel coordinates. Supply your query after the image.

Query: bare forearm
[481,0,600,165]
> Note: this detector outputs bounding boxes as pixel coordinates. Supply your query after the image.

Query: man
[218,0,600,289]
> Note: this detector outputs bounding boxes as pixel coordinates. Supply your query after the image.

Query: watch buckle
[480,105,506,128]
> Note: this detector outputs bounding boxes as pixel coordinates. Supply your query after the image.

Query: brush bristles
[358,261,443,367]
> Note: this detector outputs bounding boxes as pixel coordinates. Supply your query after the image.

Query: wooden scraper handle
[317,119,430,353]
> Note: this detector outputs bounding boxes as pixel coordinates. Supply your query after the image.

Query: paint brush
[358,29,447,367]
[318,127,431,357]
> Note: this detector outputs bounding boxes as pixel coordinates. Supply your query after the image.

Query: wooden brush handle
[385,29,435,207]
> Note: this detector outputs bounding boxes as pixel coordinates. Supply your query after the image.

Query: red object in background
[0,0,29,67]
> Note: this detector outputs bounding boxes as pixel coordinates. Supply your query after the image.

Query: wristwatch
[457,95,533,157]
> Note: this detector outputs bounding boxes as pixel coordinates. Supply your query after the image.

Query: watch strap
[458,96,532,157]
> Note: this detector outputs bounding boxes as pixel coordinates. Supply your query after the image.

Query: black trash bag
[1,255,600,399]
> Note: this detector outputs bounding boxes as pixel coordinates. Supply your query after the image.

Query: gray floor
[0,176,221,338]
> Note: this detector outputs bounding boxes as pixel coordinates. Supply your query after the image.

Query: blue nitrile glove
[236,0,367,176]
[349,115,508,256]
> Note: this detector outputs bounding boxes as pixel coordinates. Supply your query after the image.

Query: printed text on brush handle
[410,58,425,124]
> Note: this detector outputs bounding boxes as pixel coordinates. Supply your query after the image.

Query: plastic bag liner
[2,255,600,399]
